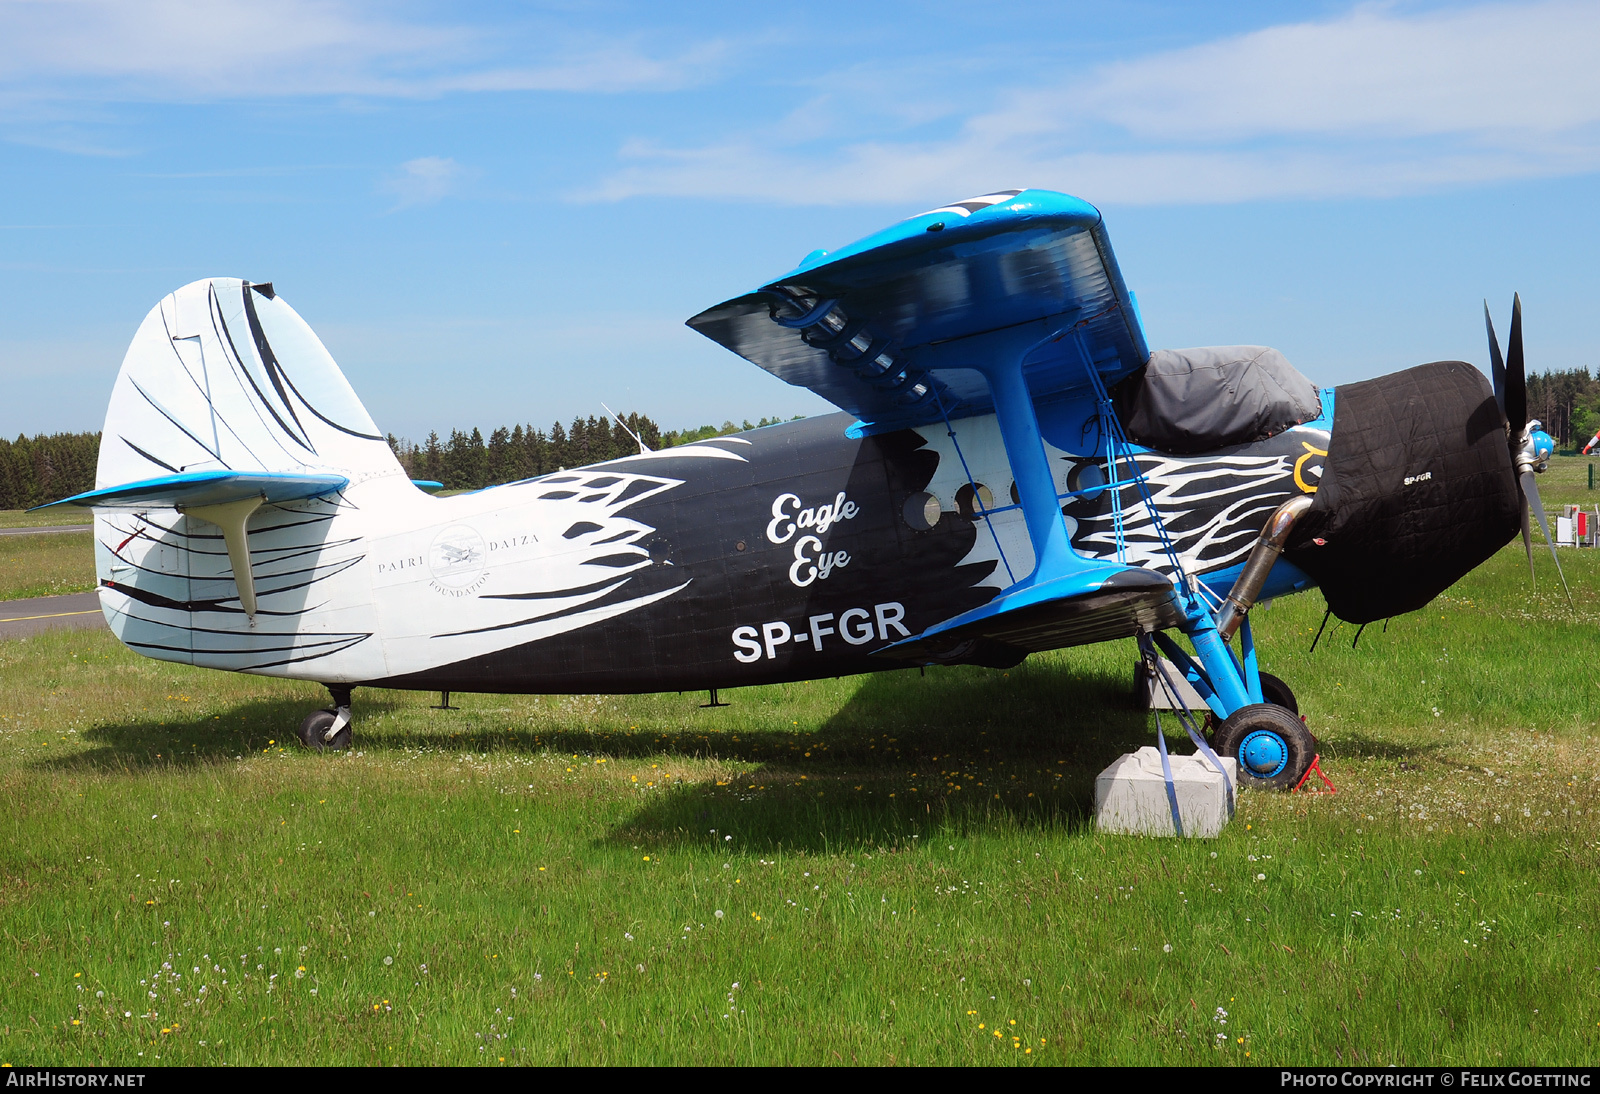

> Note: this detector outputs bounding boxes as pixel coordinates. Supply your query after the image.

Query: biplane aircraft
[40,189,1558,790]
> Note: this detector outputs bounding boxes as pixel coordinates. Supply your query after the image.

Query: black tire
[1258,671,1298,716]
[1212,703,1314,791]
[297,708,352,751]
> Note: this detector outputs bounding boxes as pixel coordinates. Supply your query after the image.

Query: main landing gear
[1143,629,1317,792]
[1212,701,1315,792]
[298,684,353,751]
[1199,670,1316,791]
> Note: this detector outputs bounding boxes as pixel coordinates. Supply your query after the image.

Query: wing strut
[184,496,265,623]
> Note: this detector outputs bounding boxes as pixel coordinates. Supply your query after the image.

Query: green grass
[2,511,1600,1064]
[0,510,93,529]
[0,532,96,601]
[1533,454,1600,509]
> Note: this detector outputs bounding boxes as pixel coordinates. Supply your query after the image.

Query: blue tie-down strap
[1151,711,1185,838]
[1140,635,1236,820]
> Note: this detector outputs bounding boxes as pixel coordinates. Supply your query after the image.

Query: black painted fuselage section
[370,415,999,694]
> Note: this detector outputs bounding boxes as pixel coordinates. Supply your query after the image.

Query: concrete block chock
[1094,747,1237,838]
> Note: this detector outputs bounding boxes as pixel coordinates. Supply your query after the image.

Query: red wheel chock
[1292,753,1337,794]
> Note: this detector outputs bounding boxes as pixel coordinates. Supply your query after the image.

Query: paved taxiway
[0,592,106,639]
[0,524,91,536]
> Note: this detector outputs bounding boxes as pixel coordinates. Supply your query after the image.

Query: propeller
[1486,294,1572,607]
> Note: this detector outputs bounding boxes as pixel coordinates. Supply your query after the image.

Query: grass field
[0,532,95,601]
[0,510,93,529]
[2,471,1599,1066]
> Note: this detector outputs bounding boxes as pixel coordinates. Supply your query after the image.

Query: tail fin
[72,279,401,678]
[99,278,402,487]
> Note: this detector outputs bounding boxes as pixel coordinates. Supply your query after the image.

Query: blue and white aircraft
[40,189,1556,790]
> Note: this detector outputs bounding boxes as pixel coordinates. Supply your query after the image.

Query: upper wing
[687,189,1148,433]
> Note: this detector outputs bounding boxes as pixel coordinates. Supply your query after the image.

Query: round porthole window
[903,492,942,531]
[954,482,994,520]
[1066,461,1107,501]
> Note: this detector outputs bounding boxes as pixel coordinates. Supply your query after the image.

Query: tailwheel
[298,685,353,751]
[297,709,351,751]
[1212,703,1314,791]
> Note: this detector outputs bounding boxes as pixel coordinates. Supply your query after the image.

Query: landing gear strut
[298,684,353,751]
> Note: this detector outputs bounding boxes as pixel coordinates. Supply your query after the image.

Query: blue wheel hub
[1239,729,1289,778]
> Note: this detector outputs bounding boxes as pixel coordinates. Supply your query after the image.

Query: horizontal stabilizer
[32,469,348,511]
[38,470,347,623]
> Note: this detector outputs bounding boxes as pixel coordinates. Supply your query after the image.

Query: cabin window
[955,483,994,520]
[903,492,942,531]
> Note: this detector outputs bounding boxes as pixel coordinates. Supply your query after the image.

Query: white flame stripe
[1070,450,1301,576]
[916,190,1024,219]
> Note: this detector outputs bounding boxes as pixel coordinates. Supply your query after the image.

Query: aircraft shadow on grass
[34,659,1432,852]
[36,659,1154,848]
[601,661,1159,851]
[29,693,413,774]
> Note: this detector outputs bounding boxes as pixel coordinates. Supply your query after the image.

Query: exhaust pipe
[1216,495,1313,641]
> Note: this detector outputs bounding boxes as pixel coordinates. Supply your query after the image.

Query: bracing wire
[1073,329,1189,588]
[933,386,1017,586]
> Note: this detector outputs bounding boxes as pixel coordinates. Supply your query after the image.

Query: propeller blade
[1505,293,1526,433]
[1484,300,1506,418]
[1520,469,1573,608]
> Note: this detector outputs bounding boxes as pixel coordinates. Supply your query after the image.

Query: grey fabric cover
[1111,346,1321,454]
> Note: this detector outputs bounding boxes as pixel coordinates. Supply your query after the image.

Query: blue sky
[3,0,1599,441]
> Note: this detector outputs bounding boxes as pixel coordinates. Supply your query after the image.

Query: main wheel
[297,708,352,751]
[1212,703,1314,791]
[1257,671,1298,715]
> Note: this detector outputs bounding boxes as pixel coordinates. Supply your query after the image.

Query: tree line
[15,370,1596,511]
[387,413,800,490]
[0,431,100,511]
[1527,368,1600,448]
[0,413,800,509]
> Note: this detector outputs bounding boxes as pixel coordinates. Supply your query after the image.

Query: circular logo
[428,525,487,589]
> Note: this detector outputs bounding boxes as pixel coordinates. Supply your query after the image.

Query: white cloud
[592,0,1600,206]
[1075,1,1600,142]
[382,156,468,209]
[0,0,726,101]
[441,41,732,95]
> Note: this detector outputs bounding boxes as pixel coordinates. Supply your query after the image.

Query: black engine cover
[1283,361,1518,624]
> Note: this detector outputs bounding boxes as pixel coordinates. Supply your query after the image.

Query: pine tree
[422,431,444,483]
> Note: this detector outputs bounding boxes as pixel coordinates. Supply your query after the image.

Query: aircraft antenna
[602,403,652,454]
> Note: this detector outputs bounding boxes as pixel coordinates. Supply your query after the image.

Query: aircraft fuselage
[95,406,1329,694]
